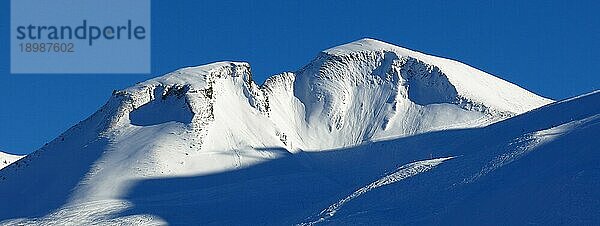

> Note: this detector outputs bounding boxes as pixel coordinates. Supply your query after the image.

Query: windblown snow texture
[1,39,596,225]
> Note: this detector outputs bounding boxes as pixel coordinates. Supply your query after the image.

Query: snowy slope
[303,90,600,225]
[288,38,551,148]
[0,39,580,225]
[0,152,23,170]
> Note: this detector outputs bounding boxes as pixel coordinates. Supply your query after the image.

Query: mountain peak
[1,40,583,225]
[324,38,415,56]
[308,39,552,116]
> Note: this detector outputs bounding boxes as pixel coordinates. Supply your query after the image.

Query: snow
[323,38,552,114]
[312,91,599,225]
[301,156,455,225]
[0,39,594,225]
[289,38,551,148]
[0,151,24,170]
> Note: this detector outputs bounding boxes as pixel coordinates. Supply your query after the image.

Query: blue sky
[1,0,599,155]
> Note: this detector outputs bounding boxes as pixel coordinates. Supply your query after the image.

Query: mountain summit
[2,39,596,225]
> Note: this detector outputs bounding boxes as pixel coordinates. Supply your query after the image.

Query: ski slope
[1,39,595,225]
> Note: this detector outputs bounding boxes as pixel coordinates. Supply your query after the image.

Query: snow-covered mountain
[0,152,23,170]
[1,39,596,225]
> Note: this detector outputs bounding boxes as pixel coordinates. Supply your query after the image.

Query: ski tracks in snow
[299,156,455,225]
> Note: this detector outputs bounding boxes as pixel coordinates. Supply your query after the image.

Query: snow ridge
[300,156,455,225]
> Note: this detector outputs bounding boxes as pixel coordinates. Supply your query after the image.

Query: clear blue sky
[1,0,598,155]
